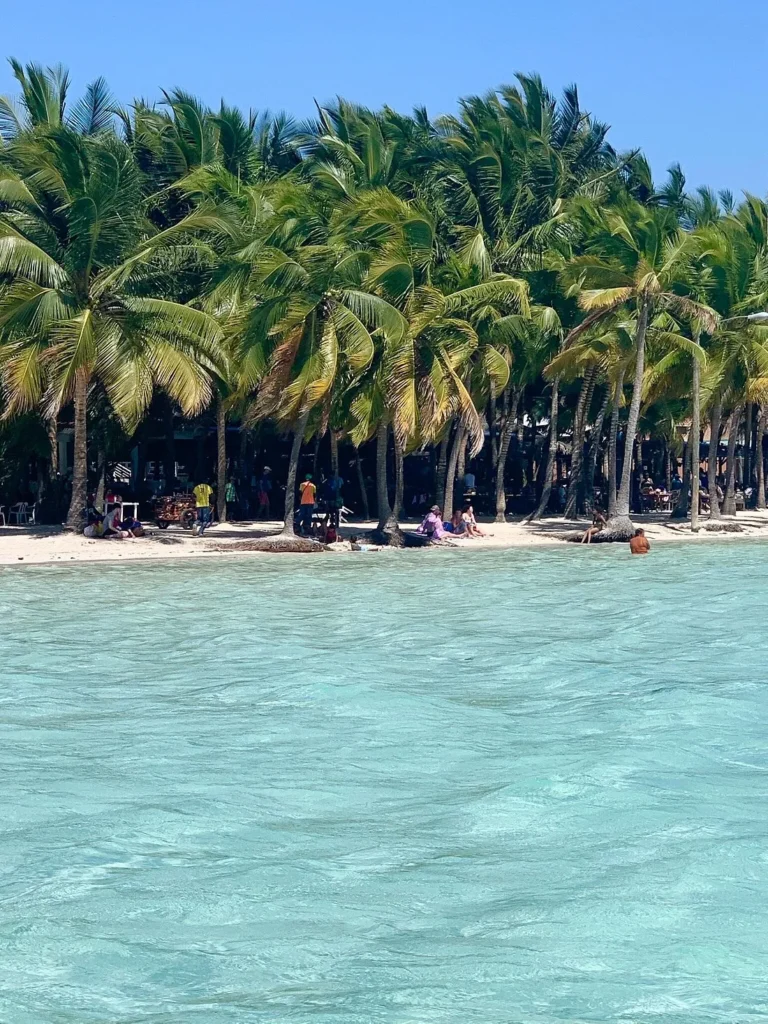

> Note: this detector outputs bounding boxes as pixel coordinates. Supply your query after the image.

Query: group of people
[580,508,651,554]
[82,495,144,540]
[296,472,345,537]
[416,502,488,544]
[640,474,674,511]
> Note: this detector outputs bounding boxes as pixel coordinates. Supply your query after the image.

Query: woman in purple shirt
[417,505,450,542]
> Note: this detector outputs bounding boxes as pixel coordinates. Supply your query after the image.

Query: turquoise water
[2,544,768,1023]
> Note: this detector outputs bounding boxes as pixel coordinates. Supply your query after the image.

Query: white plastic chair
[9,502,35,524]
[0,506,5,527]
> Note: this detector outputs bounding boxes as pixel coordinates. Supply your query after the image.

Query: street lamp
[722,311,768,324]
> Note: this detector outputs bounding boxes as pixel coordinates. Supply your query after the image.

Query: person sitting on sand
[417,505,450,543]
[83,496,103,526]
[462,504,487,538]
[82,497,103,534]
[629,528,651,555]
[103,507,125,539]
[581,508,607,544]
[451,508,468,535]
[121,513,144,538]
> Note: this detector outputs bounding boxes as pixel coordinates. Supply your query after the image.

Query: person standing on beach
[255,467,272,519]
[327,470,344,527]
[193,480,214,536]
[629,528,650,555]
[225,478,238,520]
[298,474,316,535]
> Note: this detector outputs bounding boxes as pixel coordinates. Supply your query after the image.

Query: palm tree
[544,315,633,519]
[696,218,768,520]
[562,198,715,532]
[0,127,223,528]
[0,58,114,139]
[223,182,409,537]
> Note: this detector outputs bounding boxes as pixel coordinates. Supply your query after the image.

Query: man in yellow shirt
[298,474,316,535]
[193,480,214,536]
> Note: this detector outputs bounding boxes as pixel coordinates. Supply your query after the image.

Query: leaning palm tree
[220,182,408,537]
[561,197,716,535]
[0,127,224,528]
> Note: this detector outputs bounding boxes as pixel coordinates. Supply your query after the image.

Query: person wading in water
[629,528,651,555]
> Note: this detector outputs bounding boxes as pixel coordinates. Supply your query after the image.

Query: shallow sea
[2,543,768,1023]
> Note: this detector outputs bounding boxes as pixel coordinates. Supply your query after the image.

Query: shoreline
[3,509,768,566]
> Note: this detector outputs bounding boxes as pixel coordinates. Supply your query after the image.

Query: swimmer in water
[629,528,650,555]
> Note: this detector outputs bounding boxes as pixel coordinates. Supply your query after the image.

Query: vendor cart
[153,493,198,530]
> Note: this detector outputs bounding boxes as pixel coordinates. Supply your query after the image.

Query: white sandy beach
[2,510,768,565]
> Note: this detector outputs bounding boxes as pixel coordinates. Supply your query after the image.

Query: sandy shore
[2,509,768,566]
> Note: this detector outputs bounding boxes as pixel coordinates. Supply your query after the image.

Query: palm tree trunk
[757,405,767,509]
[238,427,250,511]
[690,353,701,530]
[744,402,753,492]
[216,398,227,522]
[675,441,691,518]
[495,389,522,522]
[488,391,498,465]
[616,296,650,518]
[663,439,671,491]
[709,395,723,520]
[444,423,466,524]
[564,366,596,519]
[48,417,58,477]
[394,432,404,520]
[375,418,404,544]
[585,386,609,507]
[66,369,90,530]
[354,448,370,519]
[457,431,468,482]
[607,370,624,518]
[376,418,392,527]
[330,430,339,476]
[434,434,449,512]
[723,405,742,516]
[95,449,107,510]
[282,408,310,535]
[526,378,560,522]
[162,398,176,490]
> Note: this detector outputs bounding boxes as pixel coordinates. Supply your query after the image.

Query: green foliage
[1,56,768,522]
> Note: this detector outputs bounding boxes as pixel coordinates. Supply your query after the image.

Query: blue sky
[1,0,765,196]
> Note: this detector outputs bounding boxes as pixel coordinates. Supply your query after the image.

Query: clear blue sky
[2,0,765,196]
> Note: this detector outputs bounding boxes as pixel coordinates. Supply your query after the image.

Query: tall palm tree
[696,218,768,520]
[221,183,409,536]
[0,127,223,528]
[562,198,715,528]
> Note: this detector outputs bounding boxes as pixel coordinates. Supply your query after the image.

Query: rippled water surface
[3,543,768,1023]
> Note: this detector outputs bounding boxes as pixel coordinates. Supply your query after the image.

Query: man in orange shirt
[298,474,316,535]
[629,528,650,555]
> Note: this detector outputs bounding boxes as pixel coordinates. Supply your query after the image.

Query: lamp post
[721,312,768,325]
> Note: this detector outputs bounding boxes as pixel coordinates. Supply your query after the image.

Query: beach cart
[153,493,197,530]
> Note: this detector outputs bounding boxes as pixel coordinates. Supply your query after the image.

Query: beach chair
[9,502,36,524]
[0,506,5,526]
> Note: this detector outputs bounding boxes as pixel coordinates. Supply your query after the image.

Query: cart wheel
[157,520,169,530]
[181,510,196,530]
